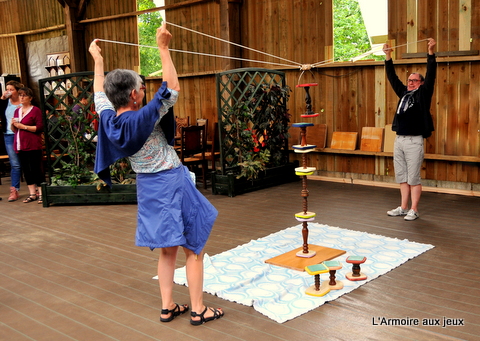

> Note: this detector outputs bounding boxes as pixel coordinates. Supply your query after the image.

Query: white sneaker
[404,209,419,221]
[387,206,408,216]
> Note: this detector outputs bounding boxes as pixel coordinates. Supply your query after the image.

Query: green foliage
[138,0,163,76]
[237,149,270,181]
[50,110,135,187]
[51,110,96,187]
[110,158,136,184]
[334,0,383,62]
[222,83,291,180]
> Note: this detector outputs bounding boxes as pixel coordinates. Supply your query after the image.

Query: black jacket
[385,54,436,138]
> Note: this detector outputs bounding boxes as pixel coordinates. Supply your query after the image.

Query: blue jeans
[3,134,21,190]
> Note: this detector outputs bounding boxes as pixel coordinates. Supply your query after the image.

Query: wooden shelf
[290,148,480,163]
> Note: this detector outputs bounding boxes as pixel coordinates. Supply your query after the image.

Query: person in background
[89,23,224,325]
[383,38,437,221]
[11,87,45,204]
[0,80,24,201]
[71,92,91,132]
[72,92,91,116]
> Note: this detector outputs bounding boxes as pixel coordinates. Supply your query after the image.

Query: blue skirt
[135,166,218,254]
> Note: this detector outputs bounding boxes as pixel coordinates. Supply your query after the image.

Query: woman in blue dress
[89,23,223,326]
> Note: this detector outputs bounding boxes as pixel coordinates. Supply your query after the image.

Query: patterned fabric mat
[169,223,434,323]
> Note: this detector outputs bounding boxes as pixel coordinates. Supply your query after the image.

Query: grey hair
[104,69,143,110]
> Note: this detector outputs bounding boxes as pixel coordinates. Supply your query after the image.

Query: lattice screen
[215,67,290,175]
[38,72,97,181]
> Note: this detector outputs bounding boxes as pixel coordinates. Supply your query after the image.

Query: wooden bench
[295,148,480,163]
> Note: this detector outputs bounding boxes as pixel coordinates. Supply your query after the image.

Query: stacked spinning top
[292,83,319,258]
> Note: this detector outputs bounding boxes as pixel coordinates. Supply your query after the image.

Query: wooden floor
[1,177,479,341]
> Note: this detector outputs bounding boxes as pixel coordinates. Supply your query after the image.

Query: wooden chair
[175,116,190,137]
[179,125,208,189]
[195,122,220,171]
[196,118,209,147]
[174,116,190,150]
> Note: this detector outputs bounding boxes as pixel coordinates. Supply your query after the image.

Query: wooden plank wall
[0,0,64,34]
[0,0,64,75]
[163,0,238,136]
[0,0,478,186]
[166,0,479,186]
[83,0,139,72]
[0,0,138,79]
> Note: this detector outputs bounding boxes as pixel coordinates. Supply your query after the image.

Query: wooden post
[219,0,242,70]
[15,35,28,85]
[64,3,86,73]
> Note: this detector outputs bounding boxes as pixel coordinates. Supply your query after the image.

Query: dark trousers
[18,150,45,187]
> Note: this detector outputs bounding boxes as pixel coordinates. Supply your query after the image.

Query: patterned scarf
[396,88,418,114]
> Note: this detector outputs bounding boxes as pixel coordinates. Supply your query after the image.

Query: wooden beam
[406,0,417,53]
[0,24,66,38]
[63,0,77,8]
[76,0,89,19]
[15,35,28,86]
[402,50,479,58]
[219,0,242,70]
[64,3,86,72]
[79,0,213,24]
[459,0,472,50]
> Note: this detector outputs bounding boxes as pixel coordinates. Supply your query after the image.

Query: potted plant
[41,109,137,207]
[212,68,299,196]
[39,72,138,207]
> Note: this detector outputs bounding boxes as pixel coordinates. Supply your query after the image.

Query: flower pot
[211,162,299,197]
[41,182,137,207]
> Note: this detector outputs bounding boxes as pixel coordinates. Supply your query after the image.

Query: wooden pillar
[459,0,472,51]
[14,35,28,85]
[64,3,86,73]
[406,0,417,53]
[219,0,242,70]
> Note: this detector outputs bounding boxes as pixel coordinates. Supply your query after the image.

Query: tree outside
[334,0,383,62]
[137,0,163,77]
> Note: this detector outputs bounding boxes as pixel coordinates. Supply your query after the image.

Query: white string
[297,70,318,85]
[311,58,335,67]
[389,38,429,49]
[169,49,297,68]
[164,20,303,67]
[310,39,430,65]
[96,22,429,72]
[95,38,297,68]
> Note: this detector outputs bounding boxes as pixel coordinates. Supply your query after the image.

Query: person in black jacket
[383,38,436,221]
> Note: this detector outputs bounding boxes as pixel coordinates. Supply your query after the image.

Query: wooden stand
[296,83,319,118]
[292,122,317,258]
[323,260,344,290]
[265,87,346,270]
[265,245,345,271]
[305,263,330,297]
[345,256,367,281]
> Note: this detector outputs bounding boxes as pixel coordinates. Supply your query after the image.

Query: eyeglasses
[140,85,146,91]
[408,79,421,83]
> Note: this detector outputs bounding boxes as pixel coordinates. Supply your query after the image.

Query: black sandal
[160,303,189,322]
[37,195,43,204]
[190,306,224,326]
[23,194,38,203]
